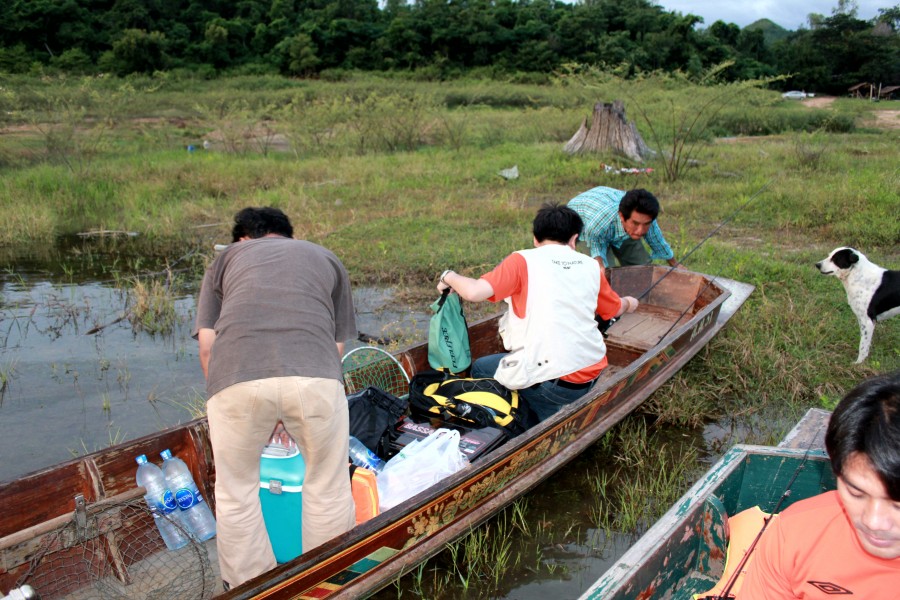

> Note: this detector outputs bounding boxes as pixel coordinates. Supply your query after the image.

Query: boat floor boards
[606,306,690,353]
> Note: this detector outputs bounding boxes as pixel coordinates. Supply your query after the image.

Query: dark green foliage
[109,29,170,75]
[771,10,900,95]
[0,0,896,91]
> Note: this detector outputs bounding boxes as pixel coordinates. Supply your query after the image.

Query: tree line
[1,0,897,94]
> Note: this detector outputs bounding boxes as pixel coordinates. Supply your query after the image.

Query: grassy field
[1,71,898,596]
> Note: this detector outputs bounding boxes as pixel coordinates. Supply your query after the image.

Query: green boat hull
[582,444,837,600]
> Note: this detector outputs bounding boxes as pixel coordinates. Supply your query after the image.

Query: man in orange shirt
[740,371,900,598]
[436,203,638,422]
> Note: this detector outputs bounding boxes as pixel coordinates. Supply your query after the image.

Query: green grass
[1,71,898,597]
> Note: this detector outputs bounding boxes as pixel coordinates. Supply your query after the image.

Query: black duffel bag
[347,386,408,459]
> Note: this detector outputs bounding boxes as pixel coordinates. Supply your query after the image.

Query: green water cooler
[259,439,306,563]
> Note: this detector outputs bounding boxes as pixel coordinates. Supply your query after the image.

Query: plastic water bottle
[348,436,385,473]
[0,585,38,600]
[135,454,189,551]
[160,449,217,541]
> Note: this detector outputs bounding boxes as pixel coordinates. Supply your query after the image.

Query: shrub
[50,48,94,75]
[0,44,35,74]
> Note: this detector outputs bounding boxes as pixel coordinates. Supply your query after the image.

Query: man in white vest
[436,203,638,422]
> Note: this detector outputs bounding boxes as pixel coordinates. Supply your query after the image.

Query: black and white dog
[816,247,900,364]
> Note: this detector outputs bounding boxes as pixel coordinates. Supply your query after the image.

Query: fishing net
[13,496,216,600]
[342,346,410,398]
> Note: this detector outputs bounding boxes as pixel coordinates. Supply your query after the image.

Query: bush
[224,62,280,77]
[110,29,170,75]
[710,108,856,136]
[0,44,34,74]
[168,64,219,81]
[319,68,351,82]
[505,71,553,85]
[50,48,94,75]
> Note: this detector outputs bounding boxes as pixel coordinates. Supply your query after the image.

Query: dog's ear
[832,248,859,270]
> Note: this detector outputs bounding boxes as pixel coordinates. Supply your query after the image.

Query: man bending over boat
[741,370,900,599]
[568,186,678,269]
[436,202,638,422]
[193,207,357,589]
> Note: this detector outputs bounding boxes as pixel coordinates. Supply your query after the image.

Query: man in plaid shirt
[568,186,678,268]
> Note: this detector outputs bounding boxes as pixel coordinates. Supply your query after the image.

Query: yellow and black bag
[408,370,536,437]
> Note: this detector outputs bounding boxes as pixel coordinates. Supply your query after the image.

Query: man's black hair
[532,202,583,244]
[619,189,660,220]
[825,370,900,501]
[231,207,294,242]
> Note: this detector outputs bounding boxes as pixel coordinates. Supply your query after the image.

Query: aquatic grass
[69,425,126,458]
[116,361,131,401]
[0,356,19,404]
[406,561,452,598]
[583,417,701,534]
[444,506,524,591]
[126,274,179,335]
[167,389,209,419]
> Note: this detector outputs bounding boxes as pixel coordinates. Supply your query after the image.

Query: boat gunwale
[0,266,752,600]
[230,271,752,599]
[579,443,833,600]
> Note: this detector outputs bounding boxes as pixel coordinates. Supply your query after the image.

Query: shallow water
[0,239,430,482]
[0,275,200,481]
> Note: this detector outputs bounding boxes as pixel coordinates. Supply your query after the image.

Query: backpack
[347,386,409,459]
[408,370,536,437]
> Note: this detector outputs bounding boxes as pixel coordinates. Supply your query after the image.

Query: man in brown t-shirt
[193,207,356,589]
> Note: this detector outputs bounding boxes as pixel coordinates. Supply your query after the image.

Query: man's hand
[437,269,454,292]
[436,270,494,302]
[617,296,639,316]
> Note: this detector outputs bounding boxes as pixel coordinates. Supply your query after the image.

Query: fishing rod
[637,177,773,302]
[701,424,827,600]
[653,267,724,343]
[598,178,773,336]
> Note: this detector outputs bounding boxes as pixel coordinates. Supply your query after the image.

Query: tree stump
[563,100,655,163]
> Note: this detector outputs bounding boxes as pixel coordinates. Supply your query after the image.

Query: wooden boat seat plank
[606,306,691,352]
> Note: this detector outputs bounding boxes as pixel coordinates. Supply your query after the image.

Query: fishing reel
[595,315,618,337]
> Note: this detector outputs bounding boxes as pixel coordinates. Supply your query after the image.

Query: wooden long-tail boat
[579,408,834,600]
[0,265,753,600]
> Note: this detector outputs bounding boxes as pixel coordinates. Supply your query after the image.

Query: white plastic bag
[377,428,467,511]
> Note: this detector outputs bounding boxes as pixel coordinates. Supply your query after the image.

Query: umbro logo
[808,581,852,594]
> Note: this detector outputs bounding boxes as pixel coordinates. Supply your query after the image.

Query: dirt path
[802,96,836,109]
[803,95,900,130]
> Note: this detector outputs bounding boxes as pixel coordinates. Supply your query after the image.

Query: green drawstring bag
[428,289,472,374]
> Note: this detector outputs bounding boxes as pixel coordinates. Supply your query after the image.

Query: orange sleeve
[596,268,623,320]
[481,253,528,319]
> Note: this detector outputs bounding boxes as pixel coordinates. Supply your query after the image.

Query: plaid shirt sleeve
[644,221,674,261]
[568,187,623,265]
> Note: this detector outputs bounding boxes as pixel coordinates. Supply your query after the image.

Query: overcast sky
[656,1,889,29]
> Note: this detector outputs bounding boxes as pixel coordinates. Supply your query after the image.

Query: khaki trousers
[207,376,354,588]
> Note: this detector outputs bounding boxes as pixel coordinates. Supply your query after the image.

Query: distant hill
[745,18,793,45]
